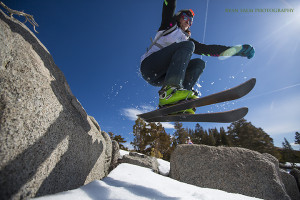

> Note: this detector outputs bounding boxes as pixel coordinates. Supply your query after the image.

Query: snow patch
[34,163,261,200]
[157,158,170,176]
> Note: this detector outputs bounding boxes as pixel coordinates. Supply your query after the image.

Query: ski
[138,78,256,121]
[145,107,248,123]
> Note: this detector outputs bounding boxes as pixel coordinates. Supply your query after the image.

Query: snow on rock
[121,152,159,173]
[34,163,261,200]
[281,162,300,168]
[157,158,170,176]
[119,150,129,159]
[119,150,169,176]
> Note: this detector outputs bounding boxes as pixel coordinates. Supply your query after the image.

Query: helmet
[175,9,195,18]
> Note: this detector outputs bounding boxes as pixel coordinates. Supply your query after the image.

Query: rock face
[121,152,159,173]
[110,140,120,171]
[0,10,115,199]
[170,144,294,200]
[290,169,300,192]
[280,169,300,200]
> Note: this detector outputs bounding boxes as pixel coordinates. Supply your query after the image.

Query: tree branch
[0,1,39,33]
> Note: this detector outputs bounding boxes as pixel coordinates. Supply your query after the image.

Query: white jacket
[141,27,190,62]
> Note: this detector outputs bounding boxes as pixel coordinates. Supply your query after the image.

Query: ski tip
[245,78,256,87]
[241,106,249,114]
[236,107,249,120]
[224,107,249,123]
[136,114,145,119]
[249,78,256,85]
[241,78,256,96]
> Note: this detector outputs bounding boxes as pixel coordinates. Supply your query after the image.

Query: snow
[119,149,129,159]
[281,162,300,168]
[119,150,170,176]
[157,158,170,176]
[34,157,261,200]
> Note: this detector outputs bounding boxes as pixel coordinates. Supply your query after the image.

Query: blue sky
[3,0,300,148]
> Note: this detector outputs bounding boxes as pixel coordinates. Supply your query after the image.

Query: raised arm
[158,0,177,31]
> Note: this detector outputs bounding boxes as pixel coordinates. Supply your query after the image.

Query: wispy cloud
[160,122,174,129]
[240,83,300,102]
[291,143,300,150]
[122,106,174,129]
[122,108,143,121]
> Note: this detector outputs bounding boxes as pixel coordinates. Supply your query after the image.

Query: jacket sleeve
[190,38,232,57]
[158,0,177,31]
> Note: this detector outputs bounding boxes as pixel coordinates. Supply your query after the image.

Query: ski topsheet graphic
[138,78,256,123]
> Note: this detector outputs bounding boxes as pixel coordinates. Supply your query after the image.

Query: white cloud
[122,106,174,129]
[123,141,134,150]
[291,143,300,150]
[160,122,174,129]
[122,108,142,121]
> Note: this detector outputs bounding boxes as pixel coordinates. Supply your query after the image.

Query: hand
[237,44,255,59]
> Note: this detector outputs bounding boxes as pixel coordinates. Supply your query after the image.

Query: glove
[236,44,255,59]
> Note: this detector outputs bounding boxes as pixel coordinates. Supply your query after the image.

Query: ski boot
[158,86,198,114]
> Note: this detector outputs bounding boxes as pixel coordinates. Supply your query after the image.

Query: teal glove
[236,44,255,59]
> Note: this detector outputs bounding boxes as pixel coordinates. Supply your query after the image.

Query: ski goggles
[181,12,193,26]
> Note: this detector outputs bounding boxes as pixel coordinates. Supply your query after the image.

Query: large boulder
[0,10,115,199]
[121,152,159,173]
[110,140,120,171]
[280,169,300,200]
[170,144,292,200]
[290,168,300,192]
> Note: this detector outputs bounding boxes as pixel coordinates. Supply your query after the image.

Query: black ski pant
[140,41,205,90]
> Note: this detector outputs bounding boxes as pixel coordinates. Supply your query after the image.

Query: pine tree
[295,132,300,147]
[131,117,147,152]
[227,119,247,146]
[150,148,163,159]
[191,123,204,144]
[148,122,172,160]
[227,118,280,158]
[281,138,296,165]
[212,128,221,146]
[108,132,114,138]
[173,122,189,145]
[113,135,128,150]
[220,127,231,146]
[131,118,173,159]
[187,128,195,142]
[108,132,128,150]
[201,130,209,145]
[282,138,293,150]
[207,129,216,146]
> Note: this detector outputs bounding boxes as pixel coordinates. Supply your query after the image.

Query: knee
[181,41,195,53]
[191,58,206,72]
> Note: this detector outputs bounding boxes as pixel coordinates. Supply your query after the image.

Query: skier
[186,137,193,144]
[140,0,255,114]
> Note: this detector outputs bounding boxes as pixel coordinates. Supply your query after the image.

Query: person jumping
[140,0,255,114]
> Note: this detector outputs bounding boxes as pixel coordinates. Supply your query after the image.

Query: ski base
[138,78,256,121]
[144,107,248,123]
